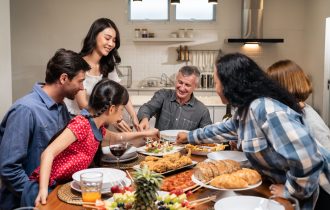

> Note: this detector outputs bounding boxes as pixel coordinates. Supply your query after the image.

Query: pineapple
[133,165,163,210]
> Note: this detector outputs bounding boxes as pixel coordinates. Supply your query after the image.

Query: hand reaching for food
[176,132,188,144]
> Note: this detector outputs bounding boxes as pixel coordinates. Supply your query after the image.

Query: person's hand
[229,141,238,151]
[132,115,142,132]
[269,184,285,198]
[139,118,150,131]
[114,119,132,132]
[176,132,188,144]
[35,188,48,206]
[145,128,159,138]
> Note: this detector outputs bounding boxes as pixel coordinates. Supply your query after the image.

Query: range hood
[227,0,284,44]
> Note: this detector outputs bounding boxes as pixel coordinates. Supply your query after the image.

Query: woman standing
[177,53,330,210]
[65,18,140,131]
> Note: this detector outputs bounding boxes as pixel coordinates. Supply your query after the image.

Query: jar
[141,28,148,38]
[178,29,185,38]
[134,28,141,38]
[186,29,194,38]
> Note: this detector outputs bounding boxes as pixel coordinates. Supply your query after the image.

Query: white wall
[304,0,330,120]
[0,0,12,119]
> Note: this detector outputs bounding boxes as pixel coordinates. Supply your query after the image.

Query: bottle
[177,45,183,61]
[184,46,189,61]
[134,28,141,38]
[141,28,148,38]
[222,104,232,121]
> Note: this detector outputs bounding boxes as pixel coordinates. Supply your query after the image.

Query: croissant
[210,174,248,189]
[231,168,261,185]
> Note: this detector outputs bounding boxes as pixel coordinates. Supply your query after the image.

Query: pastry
[210,174,248,189]
[231,168,261,185]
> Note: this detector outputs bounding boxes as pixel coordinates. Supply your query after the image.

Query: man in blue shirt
[0,48,90,210]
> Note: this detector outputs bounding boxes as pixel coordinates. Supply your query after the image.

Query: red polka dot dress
[29,115,106,185]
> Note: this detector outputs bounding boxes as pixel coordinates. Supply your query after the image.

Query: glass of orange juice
[80,172,103,203]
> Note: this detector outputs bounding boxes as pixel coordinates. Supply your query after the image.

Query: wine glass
[109,143,128,168]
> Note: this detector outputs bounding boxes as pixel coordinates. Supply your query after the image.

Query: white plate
[132,161,197,175]
[160,130,188,142]
[214,196,285,210]
[101,153,138,163]
[207,151,248,162]
[70,178,132,194]
[137,145,183,157]
[72,168,126,189]
[191,174,262,191]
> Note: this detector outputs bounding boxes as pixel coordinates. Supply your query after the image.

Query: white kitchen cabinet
[213,106,226,123]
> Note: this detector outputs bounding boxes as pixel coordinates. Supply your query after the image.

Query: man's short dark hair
[45,48,90,84]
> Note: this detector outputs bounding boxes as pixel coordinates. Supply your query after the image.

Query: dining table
[37,138,295,210]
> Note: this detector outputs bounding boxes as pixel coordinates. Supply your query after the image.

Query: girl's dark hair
[215,53,301,117]
[88,78,129,118]
[80,18,121,78]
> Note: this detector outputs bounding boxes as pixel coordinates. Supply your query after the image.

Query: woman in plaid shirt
[177,53,330,210]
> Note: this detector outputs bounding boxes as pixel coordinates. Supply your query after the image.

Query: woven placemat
[101,153,145,169]
[58,182,113,205]
[57,182,83,205]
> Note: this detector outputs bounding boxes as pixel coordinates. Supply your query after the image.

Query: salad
[145,138,174,154]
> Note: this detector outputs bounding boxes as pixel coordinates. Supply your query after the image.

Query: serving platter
[214,195,284,210]
[191,174,262,191]
[132,161,197,175]
[136,145,183,157]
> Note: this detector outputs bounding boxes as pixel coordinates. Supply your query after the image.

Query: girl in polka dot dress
[23,79,159,207]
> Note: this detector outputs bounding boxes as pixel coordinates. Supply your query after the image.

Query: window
[175,0,215,21]
[129,0,169,21]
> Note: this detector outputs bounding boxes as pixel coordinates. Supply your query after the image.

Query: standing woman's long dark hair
[215,53,301,118]
[80,18,121,78]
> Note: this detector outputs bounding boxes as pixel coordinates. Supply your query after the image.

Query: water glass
[80,172,103,203]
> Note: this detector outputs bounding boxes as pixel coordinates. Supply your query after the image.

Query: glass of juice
[80,172,103,203]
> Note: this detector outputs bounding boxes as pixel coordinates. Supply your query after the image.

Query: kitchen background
[1,0,330,123]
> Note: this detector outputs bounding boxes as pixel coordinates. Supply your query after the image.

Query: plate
[70,178,132,194]
[191,174,262,191]
[160,130,188,142]
[101,153,138,163]
[214,196,285,210]
[186,144,227,156]
[207,151,248,162]
[132,161,197,175]
[72,168,126,189]
[137,145,183,157]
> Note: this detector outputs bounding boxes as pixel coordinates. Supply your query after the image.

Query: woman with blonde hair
[267,59,330,151]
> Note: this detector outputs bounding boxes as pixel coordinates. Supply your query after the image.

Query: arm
[104,128,159,144]
[265,110,323,200]
[35,128,77,205]
[0,106,34,194]
[75,89,88,110]
[125,99,141,131]
[137,90,167,130]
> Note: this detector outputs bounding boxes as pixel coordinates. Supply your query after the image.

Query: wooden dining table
[37,138,294,210]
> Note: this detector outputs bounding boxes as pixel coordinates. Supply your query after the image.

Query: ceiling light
[171,0,180,5]
[208,0,218,4]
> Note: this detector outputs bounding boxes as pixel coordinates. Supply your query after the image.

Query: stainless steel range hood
[227,0,283,44]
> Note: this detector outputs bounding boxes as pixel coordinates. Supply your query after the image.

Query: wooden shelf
[133,38,194,42]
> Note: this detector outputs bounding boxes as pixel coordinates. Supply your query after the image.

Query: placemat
[57,182,112,205]
[57,182,83,205]
[101,153,145,169]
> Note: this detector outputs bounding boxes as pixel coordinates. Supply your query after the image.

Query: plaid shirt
[188,97,330,210]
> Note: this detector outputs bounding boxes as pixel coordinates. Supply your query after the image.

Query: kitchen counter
[128,86,216,92]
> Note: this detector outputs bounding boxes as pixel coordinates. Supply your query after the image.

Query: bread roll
[210,174,248,189]
[231,168,261,185]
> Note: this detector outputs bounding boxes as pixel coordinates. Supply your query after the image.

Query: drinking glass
[80,172,103,203]
[109,143,128,168]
